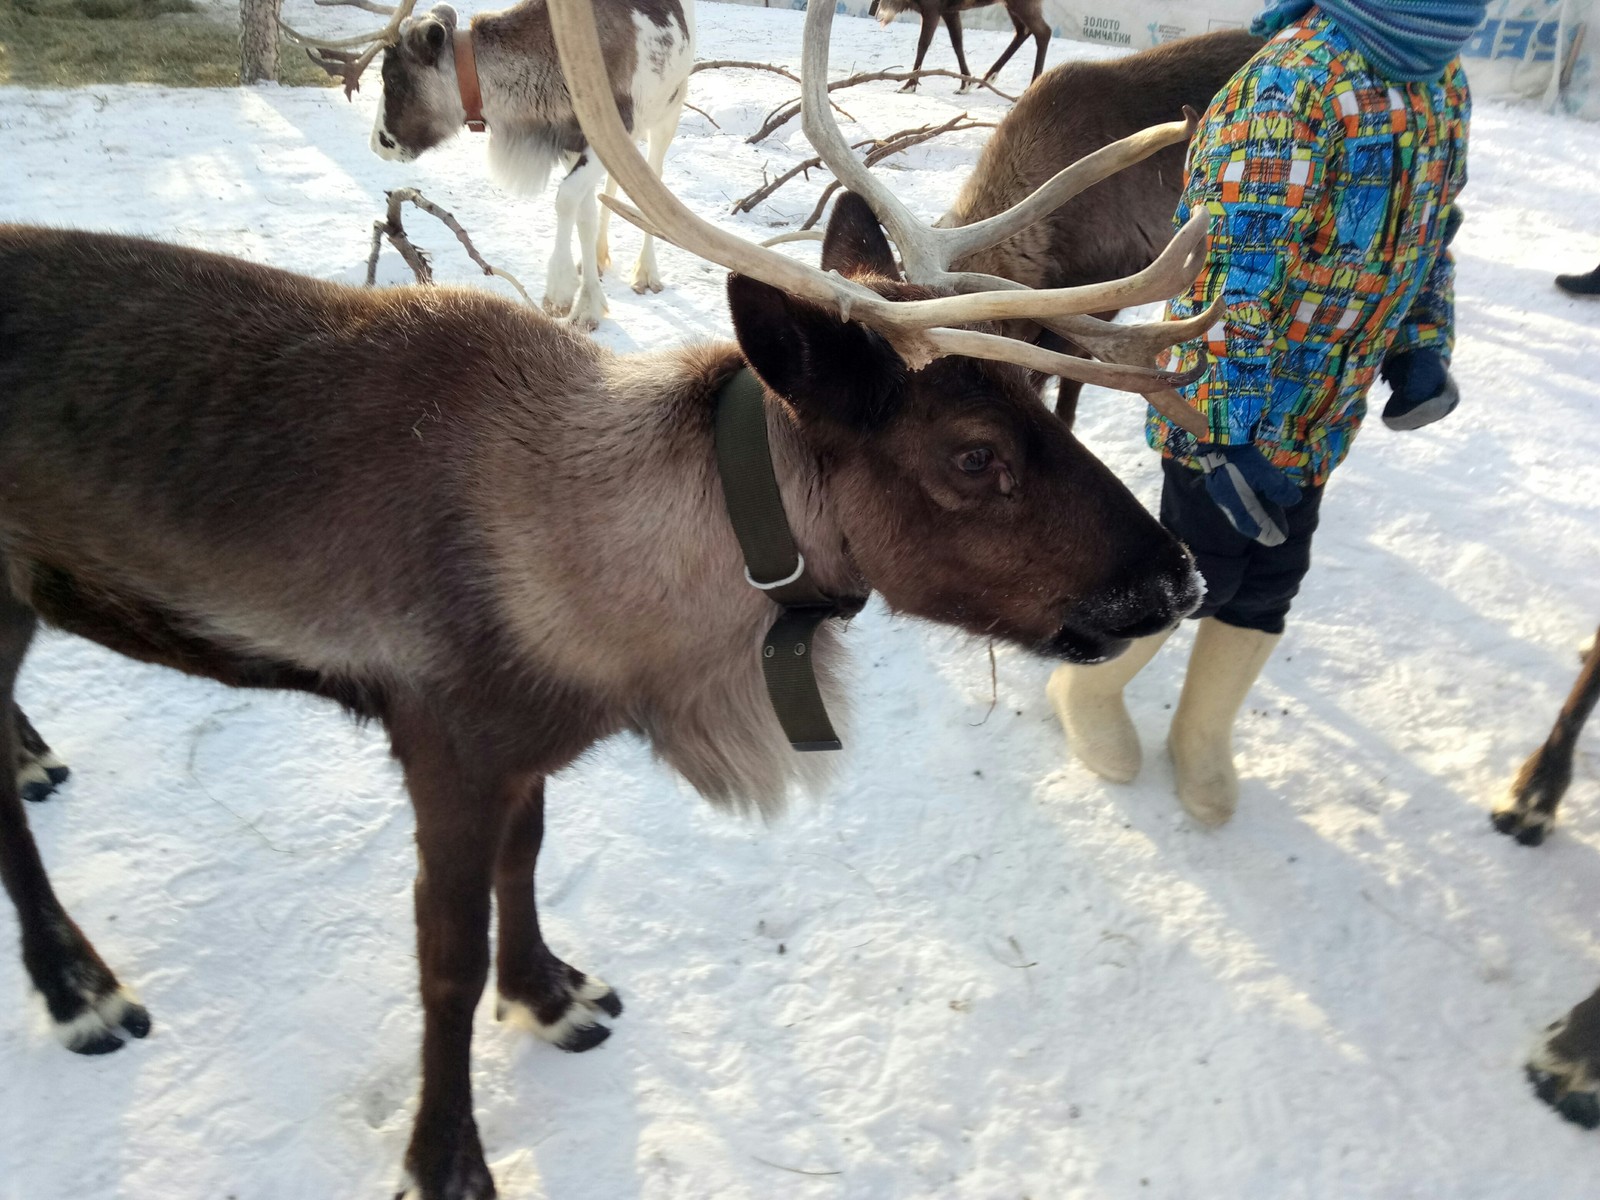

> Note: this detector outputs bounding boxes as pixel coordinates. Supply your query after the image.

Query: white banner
[714,0,1599,118]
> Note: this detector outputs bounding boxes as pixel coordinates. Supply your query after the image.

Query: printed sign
[717,0,1597,118]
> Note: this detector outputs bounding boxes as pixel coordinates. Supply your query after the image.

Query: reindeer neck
[479,338,860,811]
[467,7,569,125]
[599,343,862,610]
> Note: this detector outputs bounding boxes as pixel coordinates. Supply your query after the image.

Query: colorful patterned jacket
[1146,8,1470,486]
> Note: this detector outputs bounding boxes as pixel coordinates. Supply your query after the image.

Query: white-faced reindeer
[283,0,693,330]
[0,4,1221,1197]
[1493,628,1600,1130]
[870,0,1053,92]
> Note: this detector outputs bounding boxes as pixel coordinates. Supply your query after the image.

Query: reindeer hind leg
[15,706,69,803]
[493,778,620,1054]
[629,96,683,296]
[0,592,148,1053]
[1528,984,1600,1129]
[1494,626,1600,846]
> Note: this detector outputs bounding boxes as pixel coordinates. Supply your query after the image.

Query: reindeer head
[731,194,1199,662]
[371,5,467,162]
[280,0,465,163]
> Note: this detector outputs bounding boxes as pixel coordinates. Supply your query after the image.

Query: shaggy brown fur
[0,197,1198,1199]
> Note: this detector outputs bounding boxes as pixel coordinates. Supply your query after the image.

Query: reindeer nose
[371,127,403,160]
[1048,549,1203,663]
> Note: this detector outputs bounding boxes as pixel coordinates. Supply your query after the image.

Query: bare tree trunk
[240,0,282,84]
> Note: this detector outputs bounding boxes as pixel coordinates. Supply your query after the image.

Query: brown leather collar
[454,28,486,133]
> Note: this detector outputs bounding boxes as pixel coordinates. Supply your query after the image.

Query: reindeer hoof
[630,277,663,296]
[496,972,621,1054]
[1492,805,1551,846]
[54,984,151,1055]
[19,758,70,803]
[540,295,572,319]
[1528,1018,1600,1129]
[898,80,918,93]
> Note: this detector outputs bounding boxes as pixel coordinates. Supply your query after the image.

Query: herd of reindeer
[0,0,1596,1195]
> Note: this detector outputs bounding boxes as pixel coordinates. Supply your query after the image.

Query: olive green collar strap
[713,367,867,752]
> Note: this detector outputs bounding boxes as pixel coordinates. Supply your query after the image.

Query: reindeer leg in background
[1494,625,1600,846]
[493,778,622,1051]
[1528,983,1600,1130]
[1028,12,1051,81]
[942,12,974,93]
[630,97,685,295]
[983,13,1032,84]
[390,706,503,1200]
[0,589,149,1054]
[542,151,585,318]
[562,152,610,331]
[14,706,68,803]
[900,9,941,92]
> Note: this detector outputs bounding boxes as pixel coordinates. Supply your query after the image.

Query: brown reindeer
[938,28,1263,423]
[0,6,1218,1197]
[1492,628,1600,1129]
[870,0,1054,92]
[283,0,694,330]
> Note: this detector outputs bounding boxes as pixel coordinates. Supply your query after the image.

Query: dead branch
[365,188,534,306]
[749,68,1016,144]
[690,58,855,125]
[683,101,720,129]
[691,59,801,84]
[731,115,994,217]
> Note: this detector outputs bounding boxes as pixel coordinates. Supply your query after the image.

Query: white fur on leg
[17,759,52,792]
[53,983,146,1052]
[542,154,582,317]
[627,111,679,295]
[629,239,662,295]
[496,974,614,1047]
[564,155,609,332]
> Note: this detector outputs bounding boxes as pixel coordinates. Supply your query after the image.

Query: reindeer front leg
[900,12,940,91]
[493,778,621,1050]
[629,102,684,296]
[564,153,610,332]
[390,711,505,1200]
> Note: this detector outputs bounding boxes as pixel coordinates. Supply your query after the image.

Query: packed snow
[2,4,1599,1197]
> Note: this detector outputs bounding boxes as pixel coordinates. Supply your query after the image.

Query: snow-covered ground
[2,5,1599,1198]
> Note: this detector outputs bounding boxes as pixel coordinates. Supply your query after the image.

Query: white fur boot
[1167,618,1280,826]
[1046,631,1172,783]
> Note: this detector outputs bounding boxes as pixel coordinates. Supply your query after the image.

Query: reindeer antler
[544,0,1211,433]
[279,0,419,99]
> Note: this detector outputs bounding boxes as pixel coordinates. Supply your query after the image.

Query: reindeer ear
[727,274,904,431]
[821,191,901,280]
[408,15,451,64]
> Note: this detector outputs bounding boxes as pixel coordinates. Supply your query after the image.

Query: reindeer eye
[955,447,994,474]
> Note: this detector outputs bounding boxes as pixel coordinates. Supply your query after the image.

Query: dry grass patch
[0,0,340,87]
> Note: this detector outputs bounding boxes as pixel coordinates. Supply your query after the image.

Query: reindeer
[870,0,1054,93]
[1489,629,1600,1129]
[282,0,694,331]
[937,28,1263,423]
[0,5,1222,1195]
